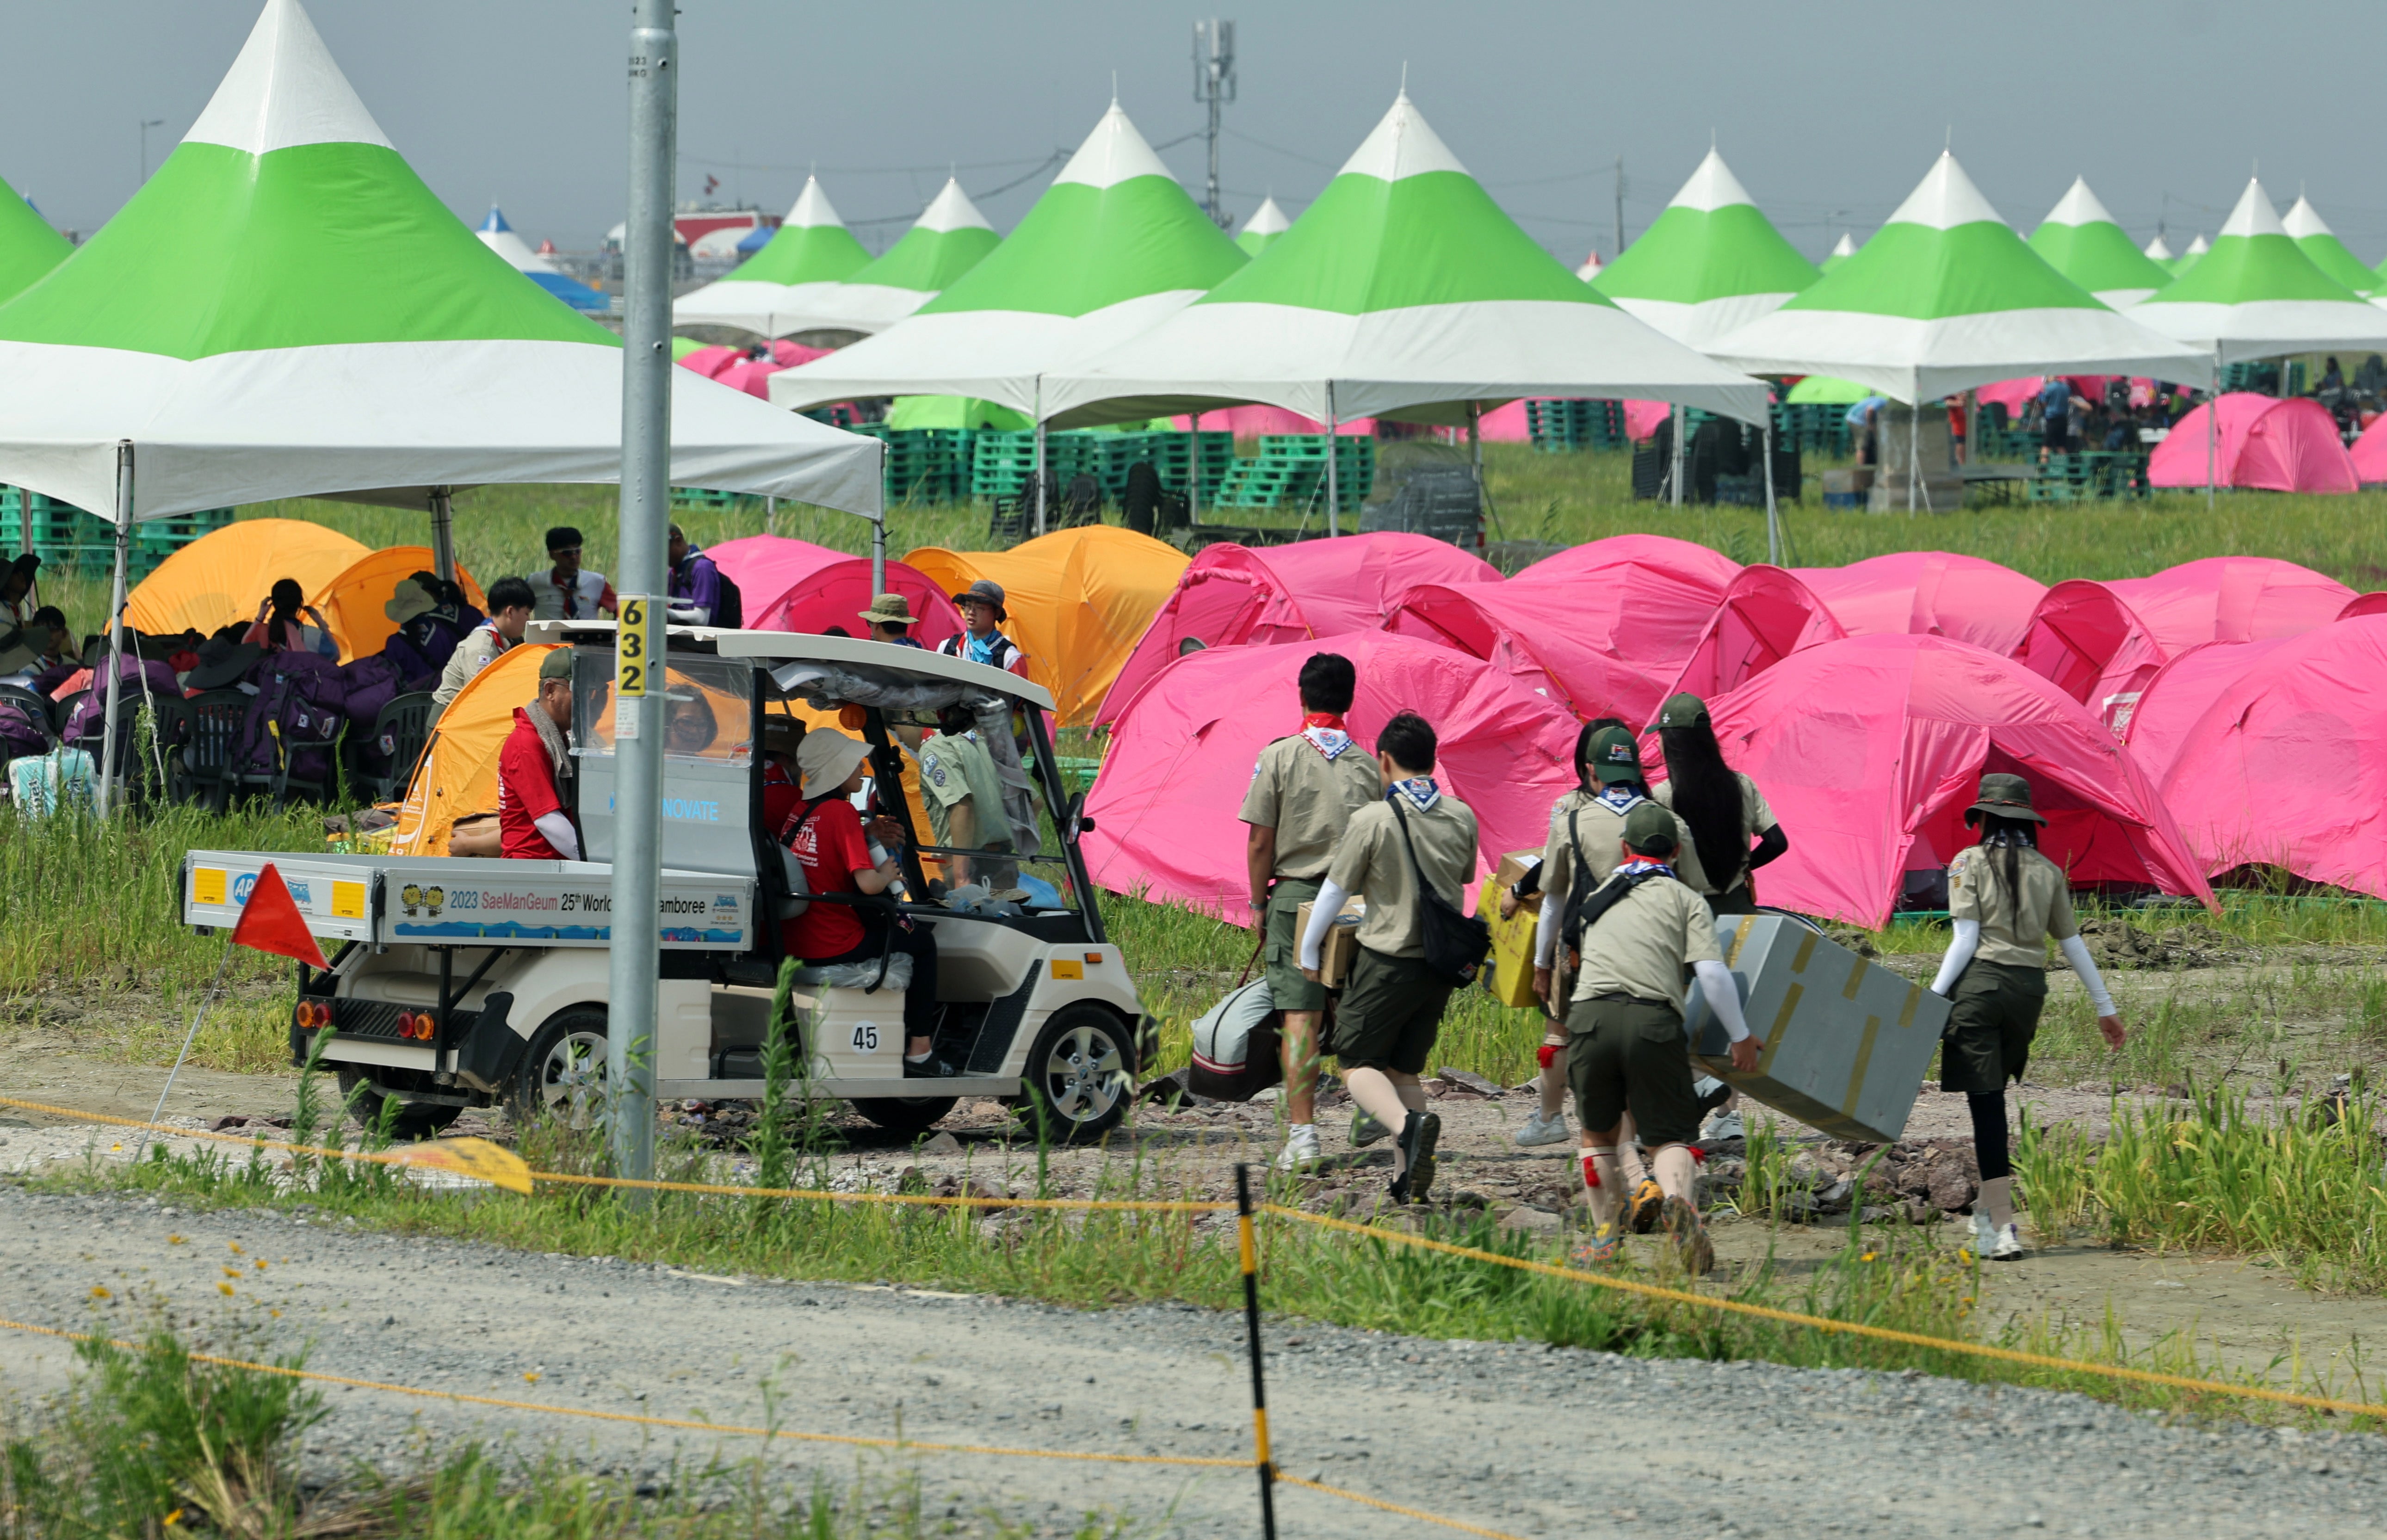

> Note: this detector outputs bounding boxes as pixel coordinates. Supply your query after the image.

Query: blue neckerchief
[1388,776,1440,812]
[1611,856,1676,879]
[1595,784,1645,814]
[965,631,1008,667]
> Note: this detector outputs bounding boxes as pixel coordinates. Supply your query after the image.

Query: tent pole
[95,443,133,819]
[606,0,678,1195]
[765,495,777,536]
[1188,411,1202,526]
[1670,403,1685,508]
[1761,419,1781,565]
[427,487,456,585]
[1324,384,1341,538]
[1908,397,1920,514]
[2206,354,2219,511]
[1033,406,1047,539]
[870,513,886,598]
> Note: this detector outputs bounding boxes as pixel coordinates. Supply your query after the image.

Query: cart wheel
[1013,1005,1135,1145]
[509,1008,609,1130]
[849,1096,959,1137]
[335,1068,463,1142]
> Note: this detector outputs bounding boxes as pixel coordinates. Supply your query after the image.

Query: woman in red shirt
[781,729,947,1074]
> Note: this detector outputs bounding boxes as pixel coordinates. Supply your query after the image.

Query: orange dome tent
[906,526,1189,727]
[125,518,368,639]
[391,643,554,856]
[311,545,488,662]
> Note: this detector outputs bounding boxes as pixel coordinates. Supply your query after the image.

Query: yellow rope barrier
[1278,1475,1527,1540]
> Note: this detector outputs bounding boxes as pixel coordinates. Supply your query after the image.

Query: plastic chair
[356,691,438,803]
[179,689,252,812]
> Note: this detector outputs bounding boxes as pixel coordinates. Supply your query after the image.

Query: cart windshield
[572,653,754,766]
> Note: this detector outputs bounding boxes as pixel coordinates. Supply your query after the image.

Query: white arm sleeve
[1693,959,1750,1042]
[1297,879,1349,971]
[666,604,709,625]
[534,811,581,862]
[2058,933,2118,1016]
[1929,918,1980,997]
[1534,887,1563,967]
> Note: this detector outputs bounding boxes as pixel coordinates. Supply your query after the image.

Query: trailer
[183,624,1153,1142]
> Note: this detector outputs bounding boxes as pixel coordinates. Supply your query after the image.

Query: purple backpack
[232,652,348,788]
[339,654,408,779]
[61,658,183,743]
[0,699,45,763]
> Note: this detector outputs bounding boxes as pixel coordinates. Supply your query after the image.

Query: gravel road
[1,1187,2380,1539]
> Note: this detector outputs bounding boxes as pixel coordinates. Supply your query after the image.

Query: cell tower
[1193,19,1236,228]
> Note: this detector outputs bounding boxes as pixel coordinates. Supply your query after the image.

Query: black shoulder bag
[1389,801,1492,986]
[1559,808,1668,962]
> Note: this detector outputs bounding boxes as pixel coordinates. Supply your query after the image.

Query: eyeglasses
[550,547,582,560]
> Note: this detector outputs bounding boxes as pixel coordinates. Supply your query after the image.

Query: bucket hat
[1963,771,2046,825]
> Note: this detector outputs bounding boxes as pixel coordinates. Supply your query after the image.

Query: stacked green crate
[1526,399,1628,451]
[1772,402,1853,456]
[969,431,1099,501]
[1214,435,1375,512]
[1084,430,1235,502]
[0,489,231,579]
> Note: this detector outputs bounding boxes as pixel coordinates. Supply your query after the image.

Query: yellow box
[192,867,227,906]
[1477,875,1543,1010]
[1294,894,1365,989]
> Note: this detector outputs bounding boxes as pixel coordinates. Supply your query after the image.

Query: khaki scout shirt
[1325,794,1479,958]
[1537,789,1706,907]
[1570,871,1721,1005]
[1238,734,1381,881]
[1652,772,1775,895]
[919,730,1014,853]
[1948,843,2078,967]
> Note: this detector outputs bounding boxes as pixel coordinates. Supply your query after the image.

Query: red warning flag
[229,862,329,970]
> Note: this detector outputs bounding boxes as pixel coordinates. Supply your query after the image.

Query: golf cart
[181,623,1153,1142]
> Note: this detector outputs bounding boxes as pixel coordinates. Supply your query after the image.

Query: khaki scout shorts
[1566,994,1702,1148]
[1263,878,1326,1013]
[1940,960,2047,1096]
[1330,946,1450,1075]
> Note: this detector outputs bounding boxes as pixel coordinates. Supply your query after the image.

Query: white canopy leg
[428,486,456,584]
[1325,384,1340,538]
[1762,420,1781,565]
[1670,404,1686,508]
[1188,410,1202,526]
[95,443,134,818]
[1033,415,1048,538]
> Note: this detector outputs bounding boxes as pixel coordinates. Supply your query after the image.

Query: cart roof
[525,620,1057,711]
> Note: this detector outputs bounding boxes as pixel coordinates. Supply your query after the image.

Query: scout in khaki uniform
[1927,773,2127,1261]
[1567,802,1760,1274]
[1648,693,1788,919]
[918,703,1018,890]
[1298,710,1479,1205]
[1240,653,1380,1172]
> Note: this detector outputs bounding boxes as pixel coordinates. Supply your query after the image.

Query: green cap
[1623,802,1678,856]
[1586,725,1643,784]
[1651,692,1710,731]
[538,647,575,682]
[1964,771,2045,824]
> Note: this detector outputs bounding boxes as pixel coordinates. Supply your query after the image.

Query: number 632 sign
[616,595,657,739]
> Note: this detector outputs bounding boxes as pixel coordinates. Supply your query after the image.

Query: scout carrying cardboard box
[1682,913,1949,1143]
[1294,893,1366,989]
[1477,851,1543,1009]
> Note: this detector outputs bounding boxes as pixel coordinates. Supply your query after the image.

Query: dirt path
[2,1187,2379,1539]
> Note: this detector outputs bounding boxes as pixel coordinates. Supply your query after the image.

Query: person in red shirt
[496,649,580,860]
[780,728,948,1074]
[760,714,803,835]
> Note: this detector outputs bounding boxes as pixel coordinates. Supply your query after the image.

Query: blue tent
[476,205,609,313]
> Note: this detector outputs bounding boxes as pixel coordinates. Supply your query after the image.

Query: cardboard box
[1492,850,1543,912]
[1476,875,1543,1010]
[1682,914,1949,1143]
[1294,894,1366,989]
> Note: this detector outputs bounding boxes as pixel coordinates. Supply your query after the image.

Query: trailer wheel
[509,1009,610,1130]
[848,1096,959,1137]
[1013,1005,1135,1145]
[334,1069,463,1142]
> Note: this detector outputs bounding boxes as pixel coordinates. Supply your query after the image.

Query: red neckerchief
[1298,711,1354,760]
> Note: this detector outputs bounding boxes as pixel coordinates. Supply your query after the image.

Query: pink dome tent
[2352,414,2387,485]
[2342,591,2387,620]
[2105,556,2356,651]
[1168,406,1378,437]
[1703,634,2214,926]
[1665,564,1849,701]
[707,534,964,645]
[1096,533,1499,726]
[1510,532,1741,595]
[2117,640,2289,787]
[2009,579,2170,733]
[1795,552,2048,654]
[677,344,742,380]
[2149,395,2358,493]
[1082,632,1580,924]
[2153,617,2387,897]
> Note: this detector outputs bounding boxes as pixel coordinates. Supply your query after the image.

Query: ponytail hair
[1975,813,2038,928]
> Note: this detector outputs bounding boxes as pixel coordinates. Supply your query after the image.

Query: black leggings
[1966,1091,2012,1183]
[806,914,940,1043]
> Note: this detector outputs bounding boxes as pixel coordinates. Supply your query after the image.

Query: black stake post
[1234,1163,1279,1540]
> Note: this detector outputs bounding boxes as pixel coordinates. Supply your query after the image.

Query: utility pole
[609,0,676,1190]
[1613,155,1626,257]
[1193,19,1236,228]
[138,118,164,184]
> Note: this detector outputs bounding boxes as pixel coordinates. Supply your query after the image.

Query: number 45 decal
[850,1022,879,1053]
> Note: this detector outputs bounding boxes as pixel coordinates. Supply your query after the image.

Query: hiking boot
[1512,1109,1571,1147]
[1661,1196,1714,1275]
[1570,1220,1627,1267]
[1273,1125,1322,1174]
[1396,1110,1442,1204]
[1625,1178,1666,1234]
[1350,1109,1391,1147]
[1986,1221,2026,1262]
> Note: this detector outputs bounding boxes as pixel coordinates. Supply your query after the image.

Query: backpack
[0,698,48,764]
[1187,977,1284,1102]
[232,653,347,787]
[1557,808,1675,964]
[338,654,407,777]
[678,552,741,628]
[1389,801,1491,987]
[9,748,96,816]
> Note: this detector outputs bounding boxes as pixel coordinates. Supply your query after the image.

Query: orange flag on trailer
[229,863,328,970]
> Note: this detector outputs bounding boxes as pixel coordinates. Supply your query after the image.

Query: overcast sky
[11,1,2383,266]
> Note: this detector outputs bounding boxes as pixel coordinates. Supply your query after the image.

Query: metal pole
[427,487,456,585]
[2206,353,2220,511]
[1669,404,1685,508]
[1908,399,1920,513]
[1189,410,1202,525]
[1233,1164,1280,1540]
[1033,388,1048,538]
[870,512,886,598]
[1323,385,1340,538]
[1762,419,1781,565]
[607,0,676,1189]
[1467,401,1490,546]
[95,443,133,819]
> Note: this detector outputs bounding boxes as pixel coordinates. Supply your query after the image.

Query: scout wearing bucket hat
[1648,691,1788,923]
[937,579,1027,675]
[1927,771,2126,1263]
[858,593,927,648]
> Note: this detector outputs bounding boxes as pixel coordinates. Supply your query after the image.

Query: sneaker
[1661,1196,1715,1275]
[1701,1109,1745,1142]
[1394,1110,1442,1204]
[1350,1109,1391,1147]
[1625,1178,1665,1234]
[1273,1125,1322,1173]
[1571,1220,1627,1266]
[1970,1212,1998,1260]
[1987,1221,2025,1262]
[1512,1109,1571,1147]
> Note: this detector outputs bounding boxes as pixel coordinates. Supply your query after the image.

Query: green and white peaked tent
[1237,196,1290,256]
[0,177,71,307]
[671,176,872,337]
[2028,178,2173,307]
[790,178,1000,337]
[0,0,882,525]
[1591,148,1820,351]
[2131,179,2387,361]
[773,102,1246,417]
[1822,233,1857,271]
[2144,233,2175,264]
[2173,234,2209,276]
[2281,195,2377,296]
[1574,250,1603,281]
[1707,151,2207,402]
[1042,92,1766,431]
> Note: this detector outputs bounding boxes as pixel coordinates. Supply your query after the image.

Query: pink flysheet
[2105,556,2356,651]
[1167,406,1377,437]
[676,345,742,380]
[706,534,964,646]
[1701,633,2214,926]
[2152,616,2387,897]
[1665,564,1848,701]
[2009,579,2170,733]
[2115,639,2288,788]
[1794,551,2048,654]
[2148,394,2358,493]
[1082,632,1580,924]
